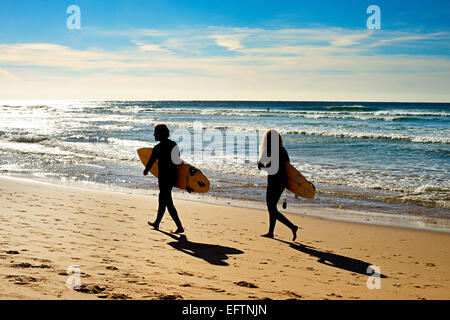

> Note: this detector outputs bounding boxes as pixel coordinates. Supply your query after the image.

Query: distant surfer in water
[144,124,184,234]
[258,129,298,241]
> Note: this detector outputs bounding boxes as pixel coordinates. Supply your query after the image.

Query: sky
[0,0,449,101]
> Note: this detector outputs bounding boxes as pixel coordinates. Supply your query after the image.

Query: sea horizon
[2,99,450,103]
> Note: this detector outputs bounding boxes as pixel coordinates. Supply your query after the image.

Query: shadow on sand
[275,238,388,278]
[157,230,244,266]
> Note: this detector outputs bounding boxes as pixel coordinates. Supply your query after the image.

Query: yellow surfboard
[137,147,210,193]
[285,162,315,199]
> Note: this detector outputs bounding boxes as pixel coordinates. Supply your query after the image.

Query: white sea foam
[0,101,448,218]
[414,184,449,194]
[119,106,450,120]
[154,121,450,144]
[0,164,29,173]
[0,140,74,156]
[280,129,450,145]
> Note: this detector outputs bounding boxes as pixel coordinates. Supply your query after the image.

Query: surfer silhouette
[258,129,299,241]
[144,124,184,234]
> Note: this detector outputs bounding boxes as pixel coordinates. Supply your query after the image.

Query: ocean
[1,100,449,230]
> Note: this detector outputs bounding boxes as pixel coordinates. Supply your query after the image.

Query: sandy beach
[0,176,449,300]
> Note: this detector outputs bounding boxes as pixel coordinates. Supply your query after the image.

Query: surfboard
[137,147,210,193]
[285,162,315,199]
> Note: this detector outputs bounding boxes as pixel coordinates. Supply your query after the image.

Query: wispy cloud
[0,26,449,100]
[3,40,448,76]
[330,32,373,47]
[134,41,170,53]
[0,68,18,80]
[211,34,245,51]
[368,31,450,47]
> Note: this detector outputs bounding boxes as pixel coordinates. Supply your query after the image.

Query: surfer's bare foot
[147,221,159,230]
[173,227,184,234]
[291,225,298,242]
[261,232,274,238]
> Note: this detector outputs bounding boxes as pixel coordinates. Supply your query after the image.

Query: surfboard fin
[197,181,206,187]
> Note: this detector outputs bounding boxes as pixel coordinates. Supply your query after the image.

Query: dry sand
[0,176,449,300]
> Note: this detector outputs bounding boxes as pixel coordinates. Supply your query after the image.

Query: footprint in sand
[234,281,258,289]
[74,284,107,294]
[12,262,52,269]
[5,274,38,285]
[106,266,119,271]
[108,293,131,300]
[156,293,184,300]
[282,291,302,299]
[180,283,192,287]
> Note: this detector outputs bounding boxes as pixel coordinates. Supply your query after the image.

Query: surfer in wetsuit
[258,129,298,241]
[144,124,184,234]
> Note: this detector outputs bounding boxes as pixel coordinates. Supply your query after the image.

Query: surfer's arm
[144,146,159,175]
[257,145,272,170]
[257,161,271,170]
[258,148,289,169]
[257,152,270,169]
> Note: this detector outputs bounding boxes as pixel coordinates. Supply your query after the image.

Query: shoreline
[1,174,449,234]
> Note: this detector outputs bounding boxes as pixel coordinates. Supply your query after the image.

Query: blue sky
[0,0,449,101]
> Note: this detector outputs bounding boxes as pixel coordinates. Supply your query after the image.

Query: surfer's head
[154,124,170,141]
[260,129,283,157]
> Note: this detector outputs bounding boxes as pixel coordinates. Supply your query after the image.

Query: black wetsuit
[145,138,183,229]
[259,146,295,234]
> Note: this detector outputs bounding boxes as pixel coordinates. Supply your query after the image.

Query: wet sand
[0,176,449,300]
